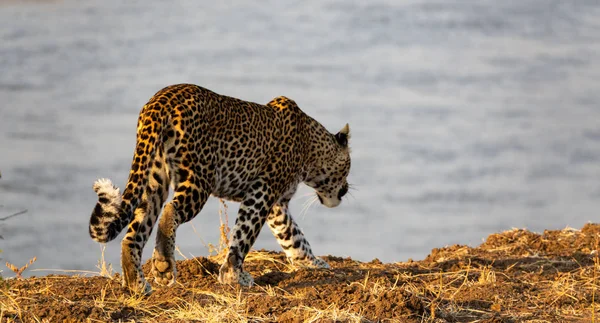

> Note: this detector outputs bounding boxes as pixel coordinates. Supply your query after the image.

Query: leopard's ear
[335,123,350,147]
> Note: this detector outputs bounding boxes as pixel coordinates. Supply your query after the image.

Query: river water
[1,0,599,276]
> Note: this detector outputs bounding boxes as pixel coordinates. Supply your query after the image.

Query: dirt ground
[1,223,599,322]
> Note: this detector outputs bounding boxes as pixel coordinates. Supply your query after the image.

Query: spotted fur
[89,84,351,293]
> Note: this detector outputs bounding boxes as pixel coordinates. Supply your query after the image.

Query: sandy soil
[2,223,599,322]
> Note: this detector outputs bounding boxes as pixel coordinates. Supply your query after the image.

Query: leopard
[88,84,351,294]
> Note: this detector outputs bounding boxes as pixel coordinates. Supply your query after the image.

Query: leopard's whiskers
[298,196,313,217]
[346,191,356,201]
[299,195,319,220]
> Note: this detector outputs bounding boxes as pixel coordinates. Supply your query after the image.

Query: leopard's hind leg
[151,150,212,287]
[120,150,169,294]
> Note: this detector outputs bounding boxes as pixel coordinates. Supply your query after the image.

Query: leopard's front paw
[292,256,331,269]
[218,262,254,287]
[311,257,331,269]
[151,251,177,287]
[238,271,254,286]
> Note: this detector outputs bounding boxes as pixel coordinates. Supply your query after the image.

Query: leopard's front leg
[267,203,330,269]
[218,182,274,286]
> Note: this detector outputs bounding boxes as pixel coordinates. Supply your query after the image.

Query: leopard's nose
[337,184,348,200]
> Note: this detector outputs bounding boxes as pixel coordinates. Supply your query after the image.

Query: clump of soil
[2,224,599,322]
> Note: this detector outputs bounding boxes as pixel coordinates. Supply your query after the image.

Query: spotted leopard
[89,84,351,293]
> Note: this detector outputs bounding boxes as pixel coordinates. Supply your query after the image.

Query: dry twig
[5,257,37,279]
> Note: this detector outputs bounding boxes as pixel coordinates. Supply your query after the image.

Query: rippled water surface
[1,0,599,275]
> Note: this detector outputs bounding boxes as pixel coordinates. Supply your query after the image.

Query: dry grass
[4,257,36,280]
[1,224,599,322]
[96,245,114,278]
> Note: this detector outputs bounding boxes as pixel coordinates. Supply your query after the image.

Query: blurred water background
[1,0,599,276]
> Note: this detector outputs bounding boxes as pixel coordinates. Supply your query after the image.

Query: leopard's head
[305,124,351,208]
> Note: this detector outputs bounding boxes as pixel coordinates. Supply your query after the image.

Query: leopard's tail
[89,178,123,243]
[89,106,165,243]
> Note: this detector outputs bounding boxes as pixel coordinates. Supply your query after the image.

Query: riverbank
[2,224,599,322]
